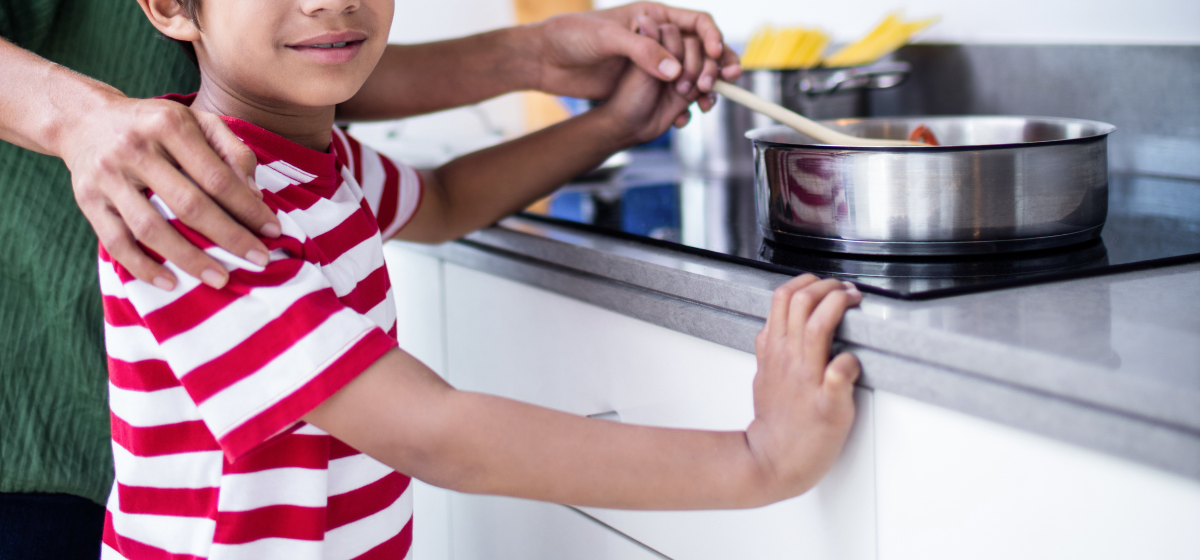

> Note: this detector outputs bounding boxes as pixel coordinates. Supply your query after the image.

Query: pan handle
[799,61,911,97]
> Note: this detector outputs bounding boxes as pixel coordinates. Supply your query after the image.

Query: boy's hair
[170,0,201,66]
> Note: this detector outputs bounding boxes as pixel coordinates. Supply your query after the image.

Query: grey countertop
[403,214,1200,481]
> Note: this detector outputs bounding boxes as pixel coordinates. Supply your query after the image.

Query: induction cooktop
[520,151,1200,299]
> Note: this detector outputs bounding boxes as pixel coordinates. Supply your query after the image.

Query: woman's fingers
[160,106,279,250]
[639,2,725,59]
[136,152,269,268]
[635,14,662,43]
[109,175,230,289]
[84,198,178,291]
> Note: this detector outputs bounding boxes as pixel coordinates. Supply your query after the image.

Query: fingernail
[676,80,692,95]
[698,75,713,91]
[842,281,860,293]
[658,58,681,79]
[152,276,175,291]
[246,249,269,267]
[261,222,282,238]
[201,269,226,288]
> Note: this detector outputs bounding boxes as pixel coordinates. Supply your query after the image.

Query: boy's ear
[136,0,201,42]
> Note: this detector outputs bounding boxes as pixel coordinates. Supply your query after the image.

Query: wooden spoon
[712,80,927,147]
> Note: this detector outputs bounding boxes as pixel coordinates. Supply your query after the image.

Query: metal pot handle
[799,61,911,97]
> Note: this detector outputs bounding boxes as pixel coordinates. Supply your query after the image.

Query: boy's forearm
[336,28,539,121]
[398,109,630,243]
[424,391,776,509]
[306,349,778,510]
[0,37,122,158]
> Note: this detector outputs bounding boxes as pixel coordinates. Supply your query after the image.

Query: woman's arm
[336,2,742,121]
[0,37,280,290]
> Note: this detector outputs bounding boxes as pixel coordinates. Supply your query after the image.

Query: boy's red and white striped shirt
[100,96,422,560]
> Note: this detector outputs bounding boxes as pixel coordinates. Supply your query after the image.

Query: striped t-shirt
[99,100,423,560]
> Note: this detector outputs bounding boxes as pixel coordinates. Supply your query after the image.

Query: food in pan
[907,125,940,146]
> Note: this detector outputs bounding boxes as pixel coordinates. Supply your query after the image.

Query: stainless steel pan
[747,116,1116,255]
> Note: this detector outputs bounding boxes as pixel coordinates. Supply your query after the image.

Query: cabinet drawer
[444,264,877,560]
[450,493,665,560]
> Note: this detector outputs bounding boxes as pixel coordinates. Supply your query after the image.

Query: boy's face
[187,0,394,109]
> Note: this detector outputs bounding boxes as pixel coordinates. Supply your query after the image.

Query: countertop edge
[399,237,1200,481]
[454,220,1200,435]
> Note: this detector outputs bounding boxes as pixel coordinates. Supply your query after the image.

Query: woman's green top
[1,0,199,505]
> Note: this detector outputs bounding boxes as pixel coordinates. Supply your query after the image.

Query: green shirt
[0,0,199,504]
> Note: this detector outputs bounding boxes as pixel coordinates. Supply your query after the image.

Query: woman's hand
[747,275,862,500]
[63,94,281,290]
[531,2,741,112]
[593,21,712,146]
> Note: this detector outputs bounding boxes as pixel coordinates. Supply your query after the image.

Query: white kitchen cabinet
[874,391,1200,560]
[383,244,454,560]
[441,262,878,560]
[450,494,666,560]
[383,243,447,376]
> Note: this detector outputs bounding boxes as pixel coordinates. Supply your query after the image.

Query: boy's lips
[288,31,368,64]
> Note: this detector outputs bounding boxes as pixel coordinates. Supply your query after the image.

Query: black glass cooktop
[520,150,1200,299]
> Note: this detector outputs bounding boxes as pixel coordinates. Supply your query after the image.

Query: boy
[101,0,864,557]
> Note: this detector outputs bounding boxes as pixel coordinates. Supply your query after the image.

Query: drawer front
[450,493,666,560]
[444,264,877,560]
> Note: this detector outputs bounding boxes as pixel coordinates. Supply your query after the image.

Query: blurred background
[350,0,1200,168]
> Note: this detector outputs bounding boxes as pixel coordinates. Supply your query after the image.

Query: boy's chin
[284,86,363,109]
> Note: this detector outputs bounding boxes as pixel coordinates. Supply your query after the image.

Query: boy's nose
[300,0,361,16]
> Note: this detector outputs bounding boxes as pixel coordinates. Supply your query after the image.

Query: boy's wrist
[584,103,645,153]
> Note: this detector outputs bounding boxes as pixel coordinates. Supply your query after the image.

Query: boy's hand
[747,275,863,500]
[594,21,704,146]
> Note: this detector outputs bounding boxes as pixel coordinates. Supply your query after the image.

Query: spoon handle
[712,80,924,147]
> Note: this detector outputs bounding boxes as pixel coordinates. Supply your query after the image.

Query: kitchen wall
[593,0,1200,45]
[350,0,522,167]
[361,0,1200,168]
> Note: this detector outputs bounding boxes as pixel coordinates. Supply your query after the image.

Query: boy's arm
[336,3,741,121]
[393,108,642,244]
[304,275,861,510]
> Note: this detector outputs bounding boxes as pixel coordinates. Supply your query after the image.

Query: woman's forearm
[0,37,122,158]
[336,27,539,121]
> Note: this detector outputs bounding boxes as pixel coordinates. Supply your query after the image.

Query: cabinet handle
[587,410,621,423]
